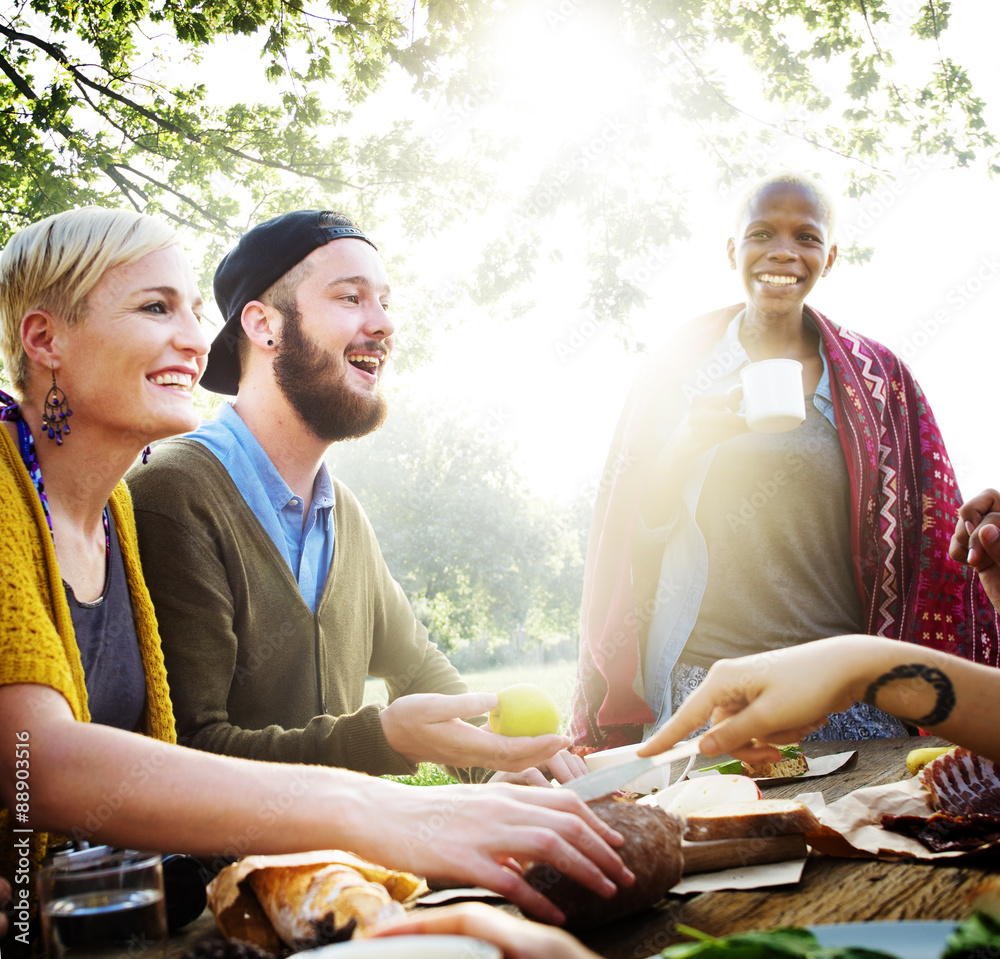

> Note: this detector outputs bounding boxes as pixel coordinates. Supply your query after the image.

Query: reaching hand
[370,902,601,959]
[487,748,589,786]
[637,639,870,762]
[372,780,634,924]
[380,692,571,771]
[950,488,1000,612]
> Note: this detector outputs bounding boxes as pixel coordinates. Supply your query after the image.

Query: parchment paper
[670,858,806,894]
[798,780,1000,860]
[206,849,427,947]
[686,751,856,783]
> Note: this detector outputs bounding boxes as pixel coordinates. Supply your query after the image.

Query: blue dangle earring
[42,369,72,445]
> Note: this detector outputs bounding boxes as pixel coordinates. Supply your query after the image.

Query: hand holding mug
[729,358,806,433]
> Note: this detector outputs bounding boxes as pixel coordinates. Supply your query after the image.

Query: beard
[273,307,388,443]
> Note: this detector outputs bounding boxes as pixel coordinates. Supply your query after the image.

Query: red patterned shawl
[570,305,999,750]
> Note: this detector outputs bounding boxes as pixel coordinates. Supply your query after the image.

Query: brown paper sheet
[206,849,428,948]
[799,780,1000,860]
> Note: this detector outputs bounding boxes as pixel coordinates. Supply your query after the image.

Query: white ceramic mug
[736,358,806,433]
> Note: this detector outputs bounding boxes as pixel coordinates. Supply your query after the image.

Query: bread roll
[524,797,683,931]
[247,863,404,947]
[206,850,425,950]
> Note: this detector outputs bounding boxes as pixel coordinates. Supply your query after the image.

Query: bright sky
[389,1,1000,505]
[197,2,1000,506]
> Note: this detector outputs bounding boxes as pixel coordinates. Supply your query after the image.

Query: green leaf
[943,911,1000,957]
[661,924,901,958]
[697,758,745,775]
[662,925,819,958]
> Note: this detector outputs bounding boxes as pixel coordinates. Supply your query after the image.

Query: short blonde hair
[733,170,837,244]
[0,207,178,394]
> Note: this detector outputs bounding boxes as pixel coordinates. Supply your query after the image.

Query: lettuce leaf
[698,745,805,777]
[660,924,898,959]
[942,911,1000,957]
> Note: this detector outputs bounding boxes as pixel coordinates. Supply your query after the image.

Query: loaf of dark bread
[524,796,683,931]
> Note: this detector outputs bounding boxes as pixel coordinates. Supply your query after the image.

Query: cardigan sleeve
[339,484,495,783]
[0,433,87,718]
[367,569,491,785]
[130,488,419,775]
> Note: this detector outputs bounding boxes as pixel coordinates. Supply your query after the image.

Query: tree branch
[926,0,952,103]
[0,31,230,227]
[0,21,361,190]
[112,163,234,231]
[0,49,36,99]
[665,29,890,174]
[857,0,917,122]
[99,164,146,210]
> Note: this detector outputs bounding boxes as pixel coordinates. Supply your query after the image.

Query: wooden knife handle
[681,834,807,874]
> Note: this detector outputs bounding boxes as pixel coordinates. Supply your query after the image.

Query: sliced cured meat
[920,747,1000,817]
[882,812,1000,852]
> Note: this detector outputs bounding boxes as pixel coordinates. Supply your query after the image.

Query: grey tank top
[64,509,146,731]
[681,397,864,668]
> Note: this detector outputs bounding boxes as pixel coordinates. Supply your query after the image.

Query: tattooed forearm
[863,663,956,727]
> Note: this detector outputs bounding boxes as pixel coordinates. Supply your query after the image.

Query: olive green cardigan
[128,438,481,778]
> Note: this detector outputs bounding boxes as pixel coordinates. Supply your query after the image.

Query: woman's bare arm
[639,636,1000,766]
[0,683,633,924]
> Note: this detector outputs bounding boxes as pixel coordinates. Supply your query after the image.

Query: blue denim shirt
[642,310,835,736]
[187,403,335,613]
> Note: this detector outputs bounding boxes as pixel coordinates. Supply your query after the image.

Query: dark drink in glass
[38,850,167,958]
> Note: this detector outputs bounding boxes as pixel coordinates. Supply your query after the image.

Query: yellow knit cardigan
[0,424,176,882]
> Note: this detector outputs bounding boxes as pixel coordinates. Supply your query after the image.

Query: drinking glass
[38,849,167,959]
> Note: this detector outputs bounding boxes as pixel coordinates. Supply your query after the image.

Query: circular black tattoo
[863,663,956,727]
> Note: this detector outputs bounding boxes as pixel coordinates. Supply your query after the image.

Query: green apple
[489,683,561,737]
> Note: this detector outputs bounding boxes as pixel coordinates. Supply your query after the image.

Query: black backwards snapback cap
[200,210,377,395]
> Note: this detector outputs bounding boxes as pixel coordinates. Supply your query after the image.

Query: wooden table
[577,737,1000,959]
[167,737,999,957]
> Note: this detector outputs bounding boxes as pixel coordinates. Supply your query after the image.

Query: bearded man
[128,211,582,785]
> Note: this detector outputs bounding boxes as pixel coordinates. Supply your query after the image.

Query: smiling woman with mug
[0,208,632,945]
[571,171,999,752]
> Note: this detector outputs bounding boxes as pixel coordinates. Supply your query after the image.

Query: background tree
[2,1,995,644]
[424,0,998,328]
[0,0,487,264]
[329,396,587,667]
[0,0,993,332]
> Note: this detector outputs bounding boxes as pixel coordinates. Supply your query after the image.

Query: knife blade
[564,735,705,802]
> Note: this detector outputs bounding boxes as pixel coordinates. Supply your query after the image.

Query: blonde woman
[0,208,631,936]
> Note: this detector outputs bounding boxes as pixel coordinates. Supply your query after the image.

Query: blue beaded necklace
[1,389,110,556]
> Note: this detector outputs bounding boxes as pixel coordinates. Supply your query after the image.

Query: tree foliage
[328,396,587,659]
[425,0,998,328]
[0,0,993,335]
[0,0,485,249]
